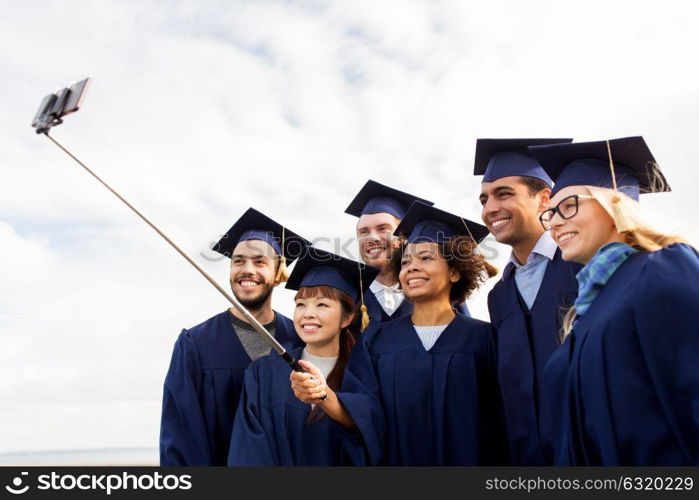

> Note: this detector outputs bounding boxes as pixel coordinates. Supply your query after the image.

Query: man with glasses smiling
[475,138,582,465]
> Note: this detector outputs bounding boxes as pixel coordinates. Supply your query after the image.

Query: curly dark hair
[390,236,498,305]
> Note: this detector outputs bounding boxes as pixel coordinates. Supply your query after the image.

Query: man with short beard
[345,180,469,330]
[475,139,581,465]
[159,208,307,466]
[344,181,430,328]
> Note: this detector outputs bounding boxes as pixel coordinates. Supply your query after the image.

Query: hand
[289,360,328,405]
[290,361,357,432]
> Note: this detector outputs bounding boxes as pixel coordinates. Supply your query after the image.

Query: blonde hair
[560,185,687,339]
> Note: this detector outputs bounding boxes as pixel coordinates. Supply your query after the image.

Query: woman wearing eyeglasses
[528,137,699,466]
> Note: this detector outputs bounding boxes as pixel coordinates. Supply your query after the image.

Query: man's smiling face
[229,239,278,310]
[356,212,400,269]
[479,176,549,247]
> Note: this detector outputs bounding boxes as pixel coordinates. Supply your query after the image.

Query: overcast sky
[1,0,698,458]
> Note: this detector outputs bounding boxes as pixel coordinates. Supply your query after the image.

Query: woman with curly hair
[530,136,699,465]
[291,201,508,465]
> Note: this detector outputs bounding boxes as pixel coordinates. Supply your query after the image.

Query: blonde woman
[528,137,699,466]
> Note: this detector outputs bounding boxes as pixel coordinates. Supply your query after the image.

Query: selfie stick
[31,78,304,373]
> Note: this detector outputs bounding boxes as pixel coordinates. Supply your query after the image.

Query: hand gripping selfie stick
[31,78,305,373]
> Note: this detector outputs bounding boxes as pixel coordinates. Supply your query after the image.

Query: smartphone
[31,77,91,133]
[61,78,91,117]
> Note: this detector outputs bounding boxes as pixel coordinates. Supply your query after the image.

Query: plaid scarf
[574,242,639,316]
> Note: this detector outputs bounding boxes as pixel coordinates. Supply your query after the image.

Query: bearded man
[159,208,307,465]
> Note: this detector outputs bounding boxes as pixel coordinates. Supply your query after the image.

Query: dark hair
[294,285,356,423]
[519,176,551,197]
[390,236,498,305]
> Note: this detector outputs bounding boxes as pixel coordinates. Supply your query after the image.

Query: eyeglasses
[539,194,595,230]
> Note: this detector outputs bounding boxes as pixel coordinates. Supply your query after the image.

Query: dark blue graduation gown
[159,310,302,466]
[338,314,507,465]
[542,243,699,465]
[363,288,413,323]
[539,333,572,464]
[227,347,366,466]
[487,248,581,465]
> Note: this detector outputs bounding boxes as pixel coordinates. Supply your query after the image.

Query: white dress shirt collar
[509,230,558,268]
